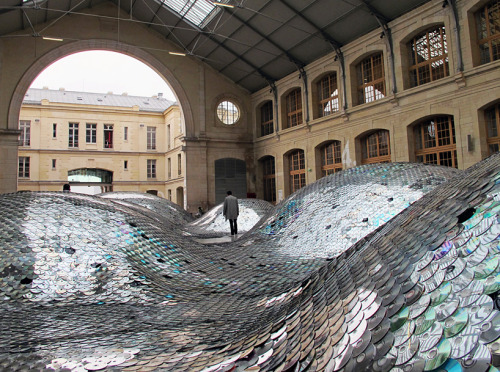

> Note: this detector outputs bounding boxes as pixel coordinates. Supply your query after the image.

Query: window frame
[289,150,306,194]
[317,73,339,118]
[19,120,31,147]
[414,116,457,168]
[147,126,157,150]
[262,156,276,203]
[86,123,97,144]
[18,157,30,178]
[485,103,500,155]
[147,159,157,179]
[103,124,113,149]
[357,53,386,104]
[321,141,343,176]
[361,130,391,164]
[68,122,79,148]
[285,89,303,129]
[260,101,274,137]
[476,0,500,64]
[408,25,449,87]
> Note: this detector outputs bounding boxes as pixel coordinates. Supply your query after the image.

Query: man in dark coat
[223,191,239,236]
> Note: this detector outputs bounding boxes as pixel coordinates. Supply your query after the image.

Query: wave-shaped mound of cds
[98,191,194,226]
[0,157,499,371]
[185,198,274,237]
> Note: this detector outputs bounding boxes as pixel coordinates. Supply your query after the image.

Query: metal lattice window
[285,89,303,129]
[477,0,500,64]
[317,73,339,117]
[361,130,391,164]
[321,141,342,176]
[159,0,229,28]
[486,103,500,155]
[414,116,457,168]
[358,53,386,104]
[217,100,240,125]
[289,150,305,193]
[409,26,449,87]
[260,101,274,137]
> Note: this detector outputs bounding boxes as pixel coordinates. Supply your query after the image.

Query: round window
[217,100,240,125]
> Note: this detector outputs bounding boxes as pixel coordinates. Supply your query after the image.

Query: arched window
[361,130,391,164]
[261,156,276,203]
[357,53,386,104]
[289,150,305,193]
[317,73,339,118]
[320,141,342,176]
[409,26,449,87]
[260,101,274,137]
[414,116,457,168]
[476,0,500,64]
[285,88,303,129]
[486,103,500,155]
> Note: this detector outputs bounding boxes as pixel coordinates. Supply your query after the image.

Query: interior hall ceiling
[0,0,432,93]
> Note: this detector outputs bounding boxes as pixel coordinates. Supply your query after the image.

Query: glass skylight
[160,0,230,28]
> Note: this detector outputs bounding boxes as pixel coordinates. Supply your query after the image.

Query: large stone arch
[7,39,194,137]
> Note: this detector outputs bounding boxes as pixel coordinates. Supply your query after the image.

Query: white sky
[30,50,176,101]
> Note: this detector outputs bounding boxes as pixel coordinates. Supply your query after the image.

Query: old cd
[466,244,489,267]
[482,273,500,295]
[422,338,451,371]
[405,283,425,307]
[443,308,468,338]
[449,324,480,359]
[438,246,459,271]
[444,258,466,281]
[349,319,368,345]
[372,355,396,372]
[346,343,376,371]
[367,305,387,330]
[424,271,445,293]
[479,311,500,344]
[475,256,500,280]
[351,329,371,358]
[415,307,437,335]
[409,294,431,320]
[434,241,454,260]
[459,281,485,307]
[418,322,444,353]
[394,338,419,366]
[430,282,452,307]
[468,295,494,326]
[435,299,459,321]
[387,294,406,319]
[372,317,390,344]
[401,355,425,372]
[434,358,463,372]
[394,321,416,347]
[460,344,492,372]
[451,267,475,292]
[416,251,435,272]
[374,331,395,360]
[390,305,409,332]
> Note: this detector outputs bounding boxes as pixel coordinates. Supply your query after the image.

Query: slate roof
[23,88,177,113]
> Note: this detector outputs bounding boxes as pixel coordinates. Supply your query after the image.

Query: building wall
[251,0,500,202]
[17,94,186,205]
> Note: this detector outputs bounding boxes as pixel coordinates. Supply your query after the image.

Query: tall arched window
[260,101,274,137]
[361,130,391,164]
[357,53,386,104]
[320,141,342,176]
[289,150,305,193]
[261,156,276,203]
[476,0,500,65]
[486,103,500,155]
[317,73,339,118]
[285,89,303,129]
[414,116,457,168]
[409,25,449,87]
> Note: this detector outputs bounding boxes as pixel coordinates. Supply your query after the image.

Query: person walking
[223,191,239,237]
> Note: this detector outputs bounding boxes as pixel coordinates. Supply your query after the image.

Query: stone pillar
[184,138,209,214]
[0,129,20,194]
